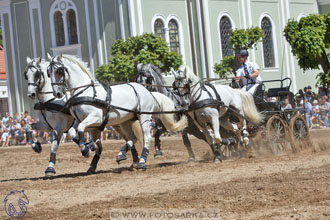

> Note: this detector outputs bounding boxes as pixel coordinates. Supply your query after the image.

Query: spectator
[282,97,293,110]
[320,112,330,128]
[2,112,10,127]
[20,119,28,145]
[13,119,24,145]
[303,99,312,128]
[318,87,326,97]
[310,100,320,128]
[24,111,32,122]
[305,85,316,102]
[14,112,21,121]
[320,96,330,115]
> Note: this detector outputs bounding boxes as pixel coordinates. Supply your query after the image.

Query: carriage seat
[253,83,265,103]
[267,86,290,97]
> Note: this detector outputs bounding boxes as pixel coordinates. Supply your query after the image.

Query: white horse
[47,54,187,170]
[24,57,77,176]
[172,64,263,148]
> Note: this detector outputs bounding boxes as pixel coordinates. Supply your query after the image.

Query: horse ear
[58,53,63,61]
[47,53,52,60]
[37,57,42,64]
[137,63,142,71]
[26,57,32,64]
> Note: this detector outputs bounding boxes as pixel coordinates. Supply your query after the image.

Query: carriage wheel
[266,115,295,154]
[290,114,311,149]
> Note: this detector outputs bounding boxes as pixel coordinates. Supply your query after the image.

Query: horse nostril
[56,92,61,97]
[31,93,35,98]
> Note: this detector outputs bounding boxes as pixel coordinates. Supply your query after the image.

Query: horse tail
[237,90,264,124]
[151,92,188,132]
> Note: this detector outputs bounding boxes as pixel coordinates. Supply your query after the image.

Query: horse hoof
[80,144,90,158]
[116,154,127,163]
[214,156,222,163]
[32,142,42,153]
[154,150,163,158]
[130,162,139,169]
[137,162,147,170]
[188,157,195,162]
[87,166,96,174]
[45,167,56,176]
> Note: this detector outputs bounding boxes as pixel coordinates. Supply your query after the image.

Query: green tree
[284,13,330,86]
[213,27,264,79]
[96,33,182,82]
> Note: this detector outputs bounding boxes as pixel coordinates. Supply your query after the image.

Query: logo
[4,190,29,218]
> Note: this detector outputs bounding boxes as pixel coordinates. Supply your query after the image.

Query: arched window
[219,16,233,57]
[67,9,78,44]
[54,11,65,46]
[261,17,275,68]
[50,0,79,47]
[154,19,165,39]
[168,19,180,54]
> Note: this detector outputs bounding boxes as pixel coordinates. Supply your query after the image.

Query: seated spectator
[318,87,326,97]
[13,119,25,145]
[19,119,28,144]
[310,100,320,128]
[282,97,293,110]
[320,112,330,128]
[320,96,330,113]
[1,117,15,146]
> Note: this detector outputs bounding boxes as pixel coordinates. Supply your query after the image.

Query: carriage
[222,77,310,157]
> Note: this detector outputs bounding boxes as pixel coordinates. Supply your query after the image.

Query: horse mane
[178,64,200,83]
[62,54,93,79]
[149,64,165,85]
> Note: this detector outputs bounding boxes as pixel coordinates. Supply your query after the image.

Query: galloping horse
[136,63,222,162]
[24,57,76,176]
[47,54,187,170]
[172,65,263,150]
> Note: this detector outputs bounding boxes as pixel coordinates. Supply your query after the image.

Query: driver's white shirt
[236,61,262,94]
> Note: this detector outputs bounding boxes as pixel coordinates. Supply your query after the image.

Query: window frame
[259,14,278,70]
[49,0,80,48]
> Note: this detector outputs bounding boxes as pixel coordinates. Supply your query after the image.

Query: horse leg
[76,115,103,157]
[44,130,63,176]
[137,115,152,170]
[87,129,103,174]
[181,128,195,162]
[114,124,139,166]
[154,125,165,158]
[69,120,80,146]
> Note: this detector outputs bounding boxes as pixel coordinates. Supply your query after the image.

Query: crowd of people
[0,111,33,147]
[300,85,330,129]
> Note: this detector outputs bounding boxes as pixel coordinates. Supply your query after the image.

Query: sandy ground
[0,129,329,220]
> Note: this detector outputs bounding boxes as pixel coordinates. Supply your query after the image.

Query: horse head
[24,56,46,99]
[136,63,157,91]
[47,53,69,98]
[171,66,192,108]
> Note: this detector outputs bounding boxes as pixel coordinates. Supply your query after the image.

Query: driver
[235,49,262,94]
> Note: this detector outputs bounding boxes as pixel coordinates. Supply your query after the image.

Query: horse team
[24,54,262,177]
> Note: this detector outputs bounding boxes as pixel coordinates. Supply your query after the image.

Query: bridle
[47,58,70,88]
[24,63,45,93]
[135,69,156,91]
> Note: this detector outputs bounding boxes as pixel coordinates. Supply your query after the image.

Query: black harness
[65,84,113,131]
[189,82,223,111]
[34,98,74,131]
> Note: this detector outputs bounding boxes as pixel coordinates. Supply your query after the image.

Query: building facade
[0,0,323,115]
